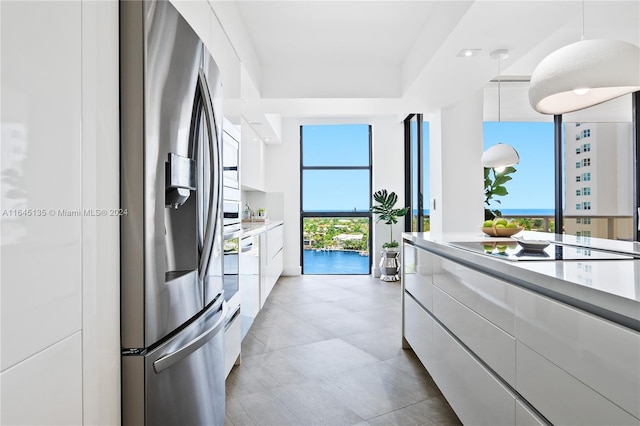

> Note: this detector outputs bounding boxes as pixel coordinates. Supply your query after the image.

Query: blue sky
[302,124,371,211]
[483,122,555,210]
[301,121,556,212]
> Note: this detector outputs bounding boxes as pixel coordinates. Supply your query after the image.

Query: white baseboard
[283,265,302,276]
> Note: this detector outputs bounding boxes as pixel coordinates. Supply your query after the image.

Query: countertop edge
[241,220,283,238]
[403,232,640,332]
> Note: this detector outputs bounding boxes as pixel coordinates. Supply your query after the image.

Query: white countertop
[240,220,283,238]
[403,231,640,332]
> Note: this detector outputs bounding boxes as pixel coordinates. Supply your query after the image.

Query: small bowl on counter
[511,235,550,252]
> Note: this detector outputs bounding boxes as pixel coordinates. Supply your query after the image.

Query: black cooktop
[448,241,634,261]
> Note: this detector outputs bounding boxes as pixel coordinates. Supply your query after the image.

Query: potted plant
[370,189,409,281]
[484,166,516,220]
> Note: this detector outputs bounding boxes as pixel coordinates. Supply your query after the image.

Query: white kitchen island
[402,231,640,426]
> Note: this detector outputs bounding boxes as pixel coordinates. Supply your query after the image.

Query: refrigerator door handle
[153,297,227,374]
[197,69,221,278]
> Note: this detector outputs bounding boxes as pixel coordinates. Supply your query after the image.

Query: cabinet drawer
[224,311,241,378]
[431,321,516,425]
[404,292,433,370]
[516,399,549,426]
[403,245,434,311]
[515,287,640,419]
[516,341,638,425]
[267,225,283,259]
[271,249,284,279]
[433,286,516,386]
[434,258,514,335]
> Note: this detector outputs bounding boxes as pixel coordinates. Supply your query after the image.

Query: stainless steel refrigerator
[120,1,226,424]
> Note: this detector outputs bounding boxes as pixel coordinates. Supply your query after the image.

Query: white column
[265,117,301,276]
[429,90,485,237]
[371,116,405,275]
[81,1,121,424]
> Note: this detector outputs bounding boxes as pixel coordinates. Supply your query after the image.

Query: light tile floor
[225,274,461,426]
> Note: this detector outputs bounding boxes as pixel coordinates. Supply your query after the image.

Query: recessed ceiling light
[457,49,481,58]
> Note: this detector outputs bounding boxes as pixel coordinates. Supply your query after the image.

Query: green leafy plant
[484,166,516,220]
[370,189,409,250]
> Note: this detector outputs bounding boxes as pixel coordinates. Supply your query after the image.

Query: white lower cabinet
[431,320,516,426]
[224,309,242,378]
[515,286,640,420]
[404,294,433,370]
[434,258,515,335]
[259,233,268,308]
[402,242,640,426]
[0,333,83,426]
[515,399,548,426]
[403,245,434,311]
[516,341,638,425]
[239,235,260,338]
[261,224,283,307]
[433,286,516,387]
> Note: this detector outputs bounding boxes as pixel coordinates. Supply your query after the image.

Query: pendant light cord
[581,0,585,40]
[497,57,501,123]
[490,49,508,123]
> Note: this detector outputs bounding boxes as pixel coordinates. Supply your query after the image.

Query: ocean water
[303,250,370,274]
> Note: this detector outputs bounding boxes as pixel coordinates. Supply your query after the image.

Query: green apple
[506,222,518,229]
[482,220,493,227]
[495,224,506,229]
[495,218,508,226]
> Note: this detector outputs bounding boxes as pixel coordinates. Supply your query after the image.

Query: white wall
[371,116,405,275]
[264,118,302,275]
[429,89,485,237]
[0,1,120,424]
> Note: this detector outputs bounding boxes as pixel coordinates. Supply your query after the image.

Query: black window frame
[299,124,373,275]
[404,113,425,232]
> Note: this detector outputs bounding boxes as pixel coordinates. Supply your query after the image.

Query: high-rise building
[564,122,634,240]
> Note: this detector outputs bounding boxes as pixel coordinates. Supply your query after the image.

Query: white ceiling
[218,0,640,140]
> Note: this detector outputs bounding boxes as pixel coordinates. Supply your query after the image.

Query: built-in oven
[224,200,241,229]
[223,229,241,307]
[223,196,241,307]
[222,128,239,189]
[222,224,241,378]
[222,119,241,313]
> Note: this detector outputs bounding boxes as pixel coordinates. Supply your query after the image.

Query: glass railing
[499,213,634,240]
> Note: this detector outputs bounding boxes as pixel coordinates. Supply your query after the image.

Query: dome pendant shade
[481,143,520,169]
[529,39,640,115]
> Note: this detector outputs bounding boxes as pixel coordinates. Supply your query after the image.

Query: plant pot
[379,249,400,282]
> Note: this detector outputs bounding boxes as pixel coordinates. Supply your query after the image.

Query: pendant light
[482,49,520,172]
[529,1,640,115]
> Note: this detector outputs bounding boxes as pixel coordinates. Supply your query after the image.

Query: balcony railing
[416,213,634,241]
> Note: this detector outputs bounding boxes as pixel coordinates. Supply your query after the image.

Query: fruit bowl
[482,226,523,237]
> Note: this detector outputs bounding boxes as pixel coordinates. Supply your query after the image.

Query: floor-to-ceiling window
[404,114,429,232]
[300,124,372,274]
[562,121,634,240]
[483,121,555,231]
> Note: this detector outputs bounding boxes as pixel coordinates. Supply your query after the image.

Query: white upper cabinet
[240,119,266,191]
[1,0,83,371]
